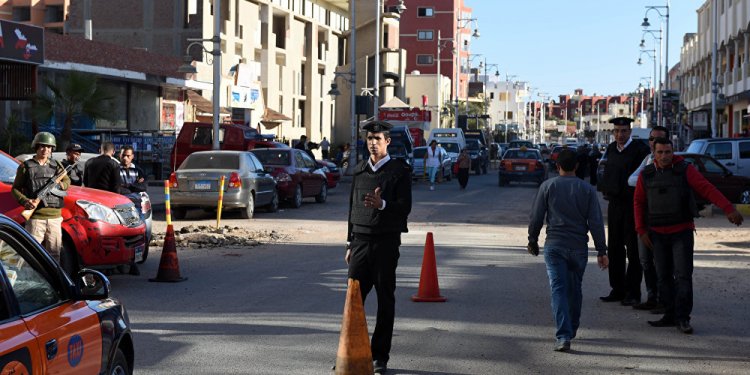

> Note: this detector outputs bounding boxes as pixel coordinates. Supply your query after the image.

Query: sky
[469,0,705,99]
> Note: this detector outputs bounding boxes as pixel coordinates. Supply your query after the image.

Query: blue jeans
[426,166,438,184]
[544,246,588,341]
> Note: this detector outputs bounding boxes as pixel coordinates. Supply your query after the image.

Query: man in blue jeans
[528,149,609,352]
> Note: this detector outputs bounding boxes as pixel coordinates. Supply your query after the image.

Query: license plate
[135,244,145,259]
[514,165,527,171]
[194,180,212,190]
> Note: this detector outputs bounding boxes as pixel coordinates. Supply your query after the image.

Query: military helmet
[31,132,57,150]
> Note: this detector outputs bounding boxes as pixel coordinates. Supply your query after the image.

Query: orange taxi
[0,214,133,374]
[498,147,548,186]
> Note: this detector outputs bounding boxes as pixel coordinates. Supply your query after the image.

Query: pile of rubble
[150,225,287,249]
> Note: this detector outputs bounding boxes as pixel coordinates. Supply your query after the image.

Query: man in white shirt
[423,140,444,191]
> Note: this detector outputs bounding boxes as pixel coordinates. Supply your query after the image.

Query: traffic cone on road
[148,225,187,282]
[334,279,372,375]
[412,232,446,302]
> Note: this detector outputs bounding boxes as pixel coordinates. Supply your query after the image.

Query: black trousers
[651,229,694,322]
[322,149,329,159]
[607,197,642,299]
[457,168,469,188]
[348,233,400,363]
[638,237,659,302]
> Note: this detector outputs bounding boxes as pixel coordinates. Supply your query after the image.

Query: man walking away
[320,137,331,159]
[597,117,650,306]
[627,126,669,313]
[84,141,123,194]
[62,143,85,186]
[634,138,743,334]
[12,132,71,263]
[528,149,608,352]
[456,149,471,189]
[346,120,412,374]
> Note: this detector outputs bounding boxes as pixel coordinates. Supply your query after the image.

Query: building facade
[0,0,67,33]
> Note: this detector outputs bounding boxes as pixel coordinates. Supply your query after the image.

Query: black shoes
[648,316,677,327]
[621,297,640,306]
[633,300,658,310]
[553,340,571,352]
[600,292,625,302]
[373,360,388,374]
[677,321,694,334]
[650,304,666,314]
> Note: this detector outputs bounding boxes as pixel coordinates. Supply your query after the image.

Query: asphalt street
[109,170,750,374]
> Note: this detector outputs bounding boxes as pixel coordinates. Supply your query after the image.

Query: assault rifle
[21,163,73,221]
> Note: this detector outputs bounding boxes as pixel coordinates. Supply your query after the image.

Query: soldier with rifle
[11,132,71,263]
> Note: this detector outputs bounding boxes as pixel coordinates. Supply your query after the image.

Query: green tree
[1,113,30,156]
[32,71,115,151]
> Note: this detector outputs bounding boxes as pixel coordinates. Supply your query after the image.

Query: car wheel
[109,348,130,375]
[136,242,149,264]
[290,185,303,208]
[266,190,279,212]
[172,207,187,220]
[315,182,328,203]
[60,240,80,277]
[240,192,255,219]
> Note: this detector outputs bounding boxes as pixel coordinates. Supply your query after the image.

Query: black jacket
[84,155,123,194]
[598,140,650,200]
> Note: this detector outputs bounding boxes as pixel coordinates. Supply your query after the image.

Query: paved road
[111,171,750,374]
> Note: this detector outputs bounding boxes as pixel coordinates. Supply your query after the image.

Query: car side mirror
[74,269,110,300]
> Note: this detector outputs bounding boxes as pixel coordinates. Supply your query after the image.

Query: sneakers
[553,340,571,352]
[677,321,694,334]
[373,360,388,374]
[648,316,677,327]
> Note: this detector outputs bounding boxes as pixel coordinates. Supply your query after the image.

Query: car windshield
[465,142,480,151]
[412,148,427,158]
[505,150,539,159]
[388,144,406,155]
[182,153,240,169]
[251,150,291,166]
[0,153,19,183]
[440,143,460,153]
[552,147,565,153]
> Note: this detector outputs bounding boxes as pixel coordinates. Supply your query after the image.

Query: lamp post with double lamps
[436,30,454,128]
[642,2,670,89]
[640,27,663,126]
[454,17,480,128]
[503,74,517,142]
[638,49,658,126]
[478,60,500,121]
[177,0,222,150]
[373,0,406,119]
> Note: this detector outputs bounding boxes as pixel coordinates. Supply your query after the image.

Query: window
[490,92,495,100]
[417,30,434,41]
[702,157,727,174]
[294,151,307,167]
[418,7,434,17]
[706,142,732,160]
[44,5,64,23]
[416,55,434,65]
[12,6,31,21]
[0,235,63,315]
[739,141,750,159]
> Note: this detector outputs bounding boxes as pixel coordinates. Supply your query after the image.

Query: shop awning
[260,107,292,129]
[187,90,230,114]
[380,96,410,109]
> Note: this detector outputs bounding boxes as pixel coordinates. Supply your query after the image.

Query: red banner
[378,109,431,122]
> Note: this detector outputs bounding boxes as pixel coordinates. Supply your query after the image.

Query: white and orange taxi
[498,147,548,186]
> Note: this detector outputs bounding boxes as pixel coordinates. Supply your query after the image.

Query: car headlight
[76,200,121,225]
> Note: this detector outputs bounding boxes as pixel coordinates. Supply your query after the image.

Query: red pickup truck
[0,150,147,275]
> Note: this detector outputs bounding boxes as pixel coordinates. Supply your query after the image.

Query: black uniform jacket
[83,155,123,194]
[347,158,412,241]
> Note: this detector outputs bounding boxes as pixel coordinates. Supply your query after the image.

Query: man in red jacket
[634,138,743,334]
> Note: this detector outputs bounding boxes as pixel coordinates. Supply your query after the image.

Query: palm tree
[32,71,115,151]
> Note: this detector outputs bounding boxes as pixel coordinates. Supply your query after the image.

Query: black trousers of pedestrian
[607,197,642,299]
[650,229,694,322]
[348,233,400,363]
[637,237,659,303]
[457,167,469,188]
[322,149,329,159]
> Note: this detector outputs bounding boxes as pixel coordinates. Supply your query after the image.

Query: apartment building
[65,0,350,148]
[0,0,67,33]
[681,0,750,137]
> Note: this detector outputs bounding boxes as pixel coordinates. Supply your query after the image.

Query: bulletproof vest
[349,160,409,233]
[24,159,63,209]
[350,166,389,227]
[642,161,698,226]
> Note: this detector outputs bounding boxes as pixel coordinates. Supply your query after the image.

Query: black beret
[361,120,393,133]
[608,117,634,126]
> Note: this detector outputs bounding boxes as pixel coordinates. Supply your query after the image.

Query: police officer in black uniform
[346,120,412,374]
[597,117,650,305]
[61,143,85,186]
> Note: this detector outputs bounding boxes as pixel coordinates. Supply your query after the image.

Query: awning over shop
[380,96,410,109]
[187,90,230,114]
[260,107,292,129]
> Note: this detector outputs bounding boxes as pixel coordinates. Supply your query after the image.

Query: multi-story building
[482,77,528,134]
[680,0,750,138]
[65,0,350,151]
[0,0,67,33]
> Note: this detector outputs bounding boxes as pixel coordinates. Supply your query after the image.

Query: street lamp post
[638,49,657,126]
[454,17,479,128]
[642,2,670,89]
[503,74,516,142]
[177,0,222,150]
[641,27,663,127]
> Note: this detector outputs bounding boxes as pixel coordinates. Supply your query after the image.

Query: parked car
[316,159,342,189]
[0,151,147,276]
[685,137,750,177]
[169,151,278,219]
[437,141,462,164]
[509,140,536,150]
[548,145,568,167]
[677,152,750,205]
[412,146,452,181]
[169,122,280,171]
[498,148,548,186]
[0,213,134,374]
[387,143,414,167]
[250,148,328,208]
[465,139,489,175]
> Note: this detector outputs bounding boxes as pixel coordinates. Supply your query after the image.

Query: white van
[686,137,750,177]
[429,128,465,148]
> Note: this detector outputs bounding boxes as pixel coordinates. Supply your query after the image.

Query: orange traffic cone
[412,232,446,302]
[149,225,187,282]
[334,279,373,375]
